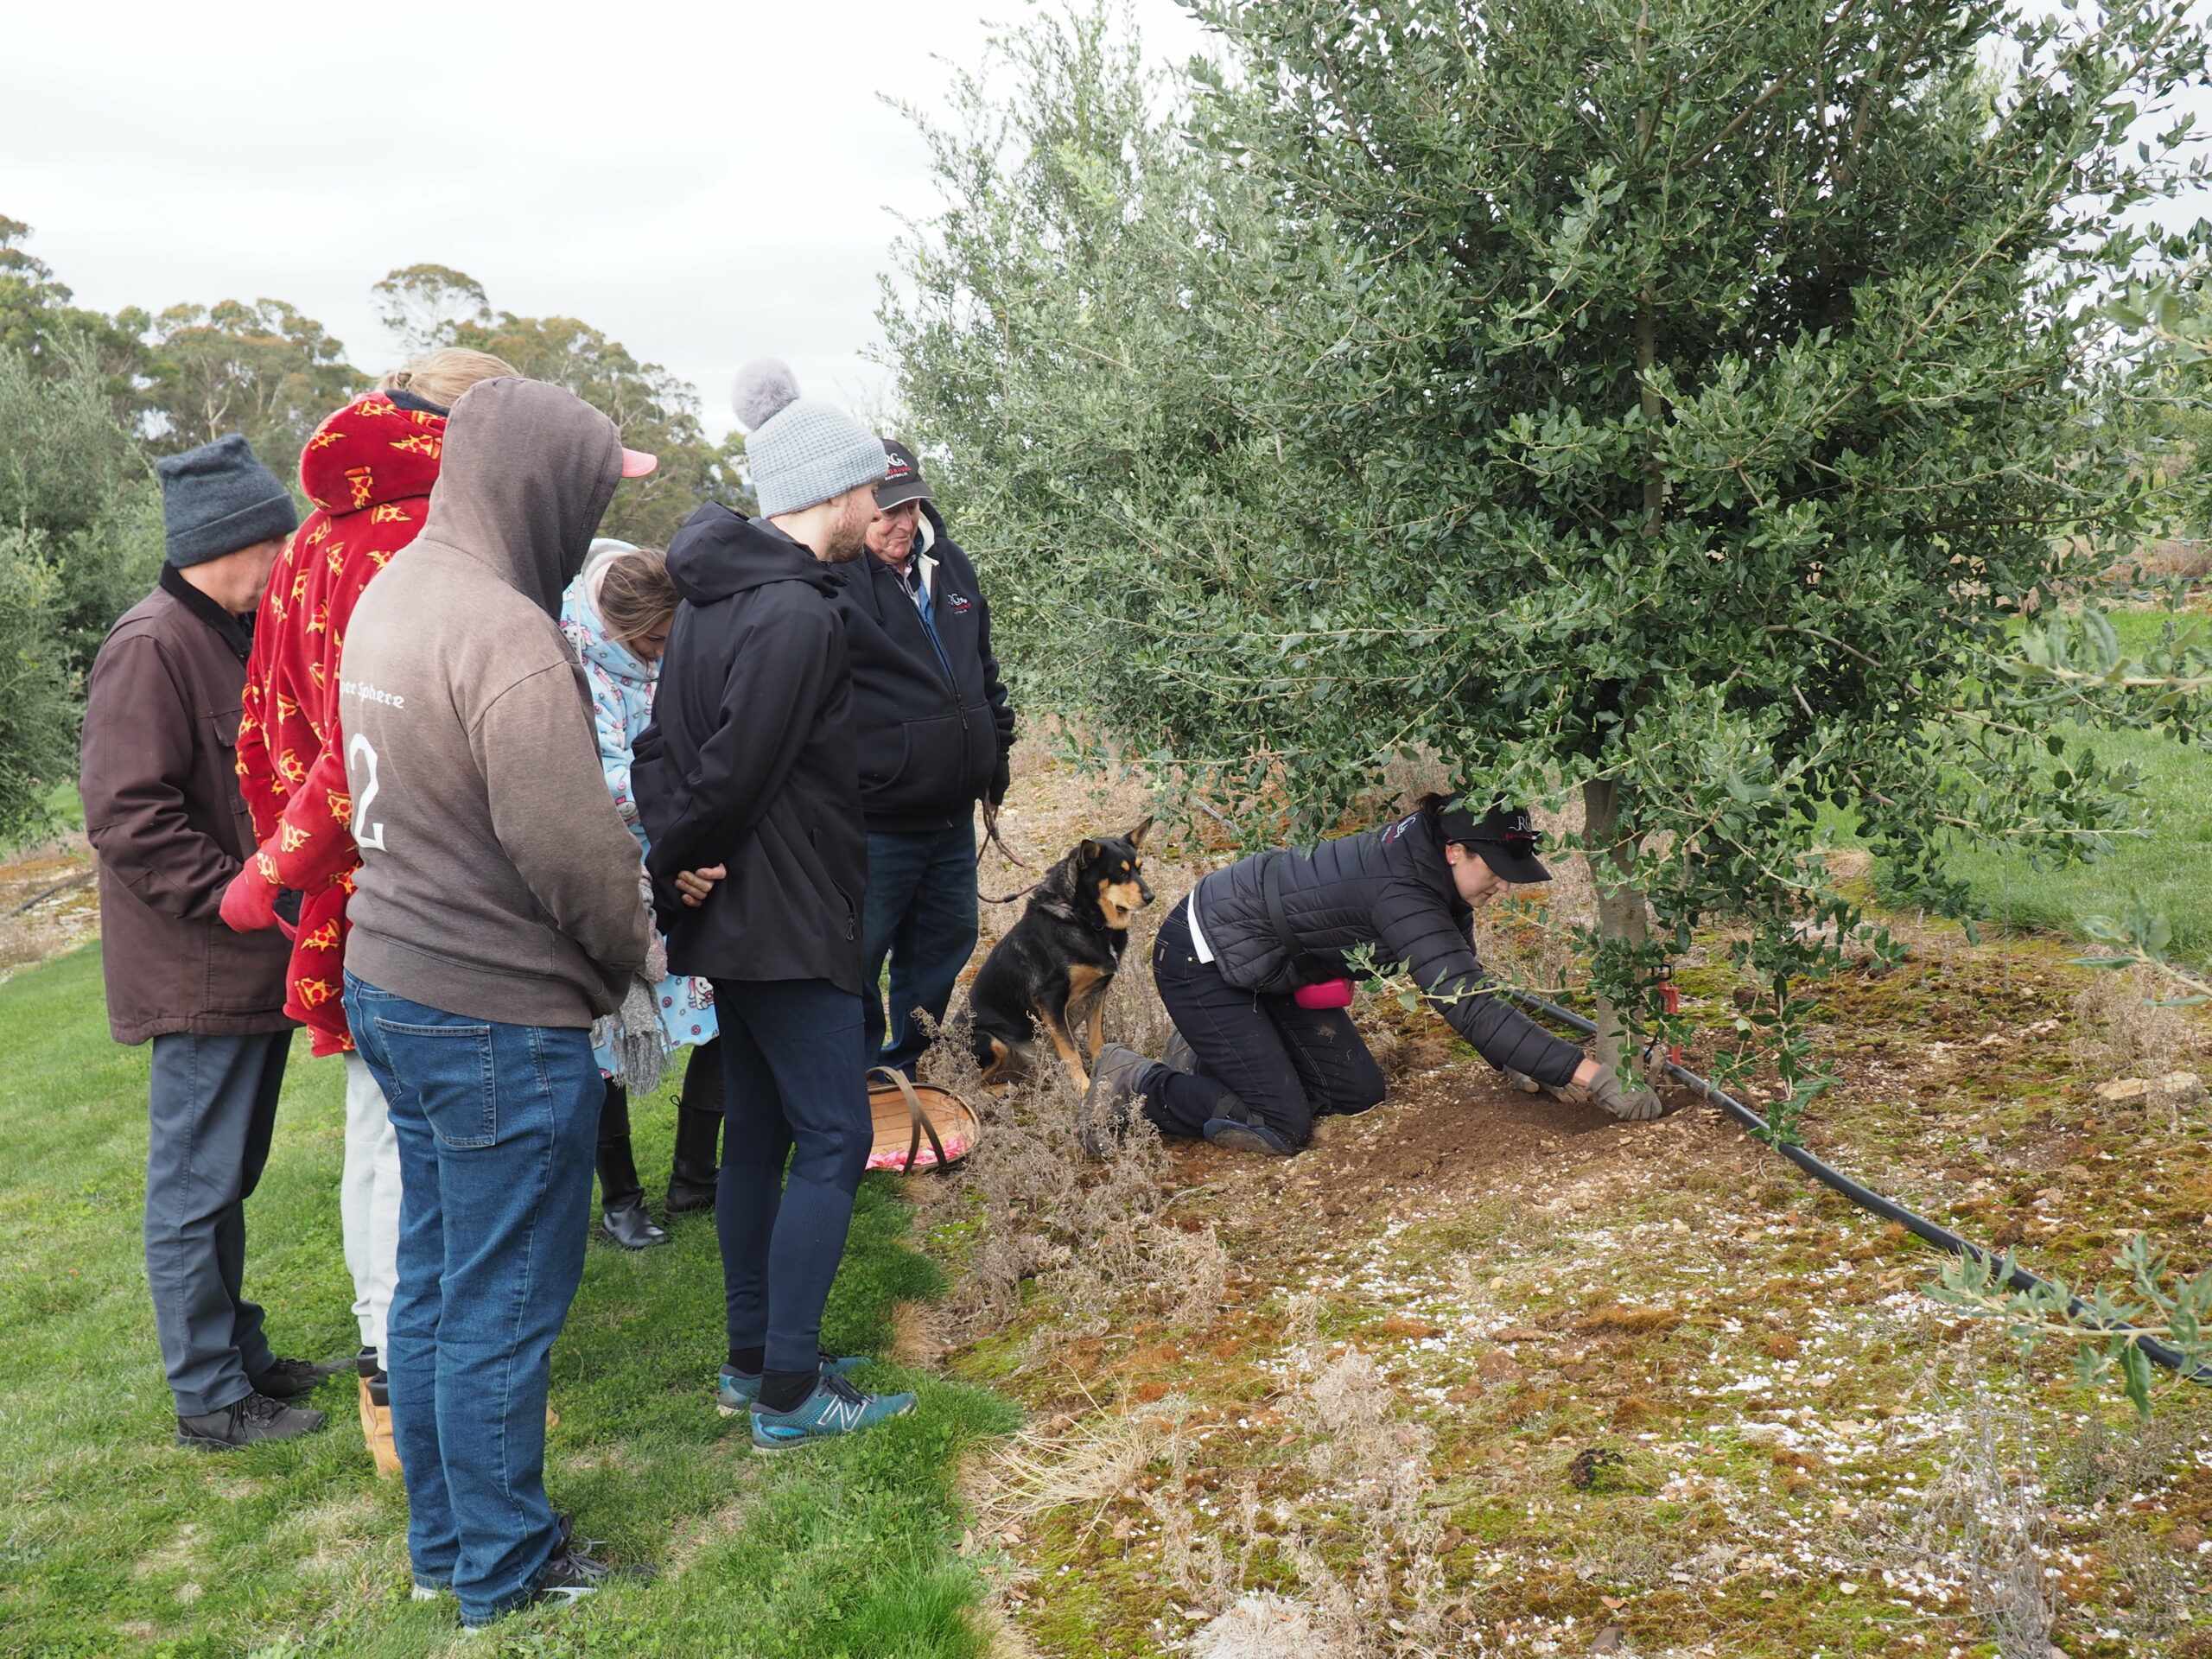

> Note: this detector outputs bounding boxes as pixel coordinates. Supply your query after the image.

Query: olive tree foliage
[887,0,2209,1108]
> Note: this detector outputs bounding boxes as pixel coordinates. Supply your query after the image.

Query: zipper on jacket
[887,556,976,797]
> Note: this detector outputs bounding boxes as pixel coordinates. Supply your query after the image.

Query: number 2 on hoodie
[348,733,387,851]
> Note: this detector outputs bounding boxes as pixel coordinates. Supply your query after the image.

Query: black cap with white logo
[877,439,933,510]
[1438,802,1551,884]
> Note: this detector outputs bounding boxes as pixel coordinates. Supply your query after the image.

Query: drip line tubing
[1501,987,2210,1385]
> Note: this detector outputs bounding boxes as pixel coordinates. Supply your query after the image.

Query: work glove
[1516,1061,1666,1122]
[1580,1066,1666,1122]
[219,853,282,933]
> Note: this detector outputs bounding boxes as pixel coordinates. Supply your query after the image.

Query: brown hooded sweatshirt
[338,378,650,1027]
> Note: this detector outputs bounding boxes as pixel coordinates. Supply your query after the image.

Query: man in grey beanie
[633,359,917,1449]
[79,434,333,1449]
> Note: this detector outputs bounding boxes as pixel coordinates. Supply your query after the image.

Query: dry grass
[2071,964,2207,1080]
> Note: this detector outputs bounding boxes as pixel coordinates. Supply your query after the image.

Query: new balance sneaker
[715,1354,870,1415]
[749,1371,916,1452]
[175,1391,327,1449]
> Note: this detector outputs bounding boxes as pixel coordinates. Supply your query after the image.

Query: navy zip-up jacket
[827,502,1015,833]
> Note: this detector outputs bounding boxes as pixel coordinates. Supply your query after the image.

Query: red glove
[220,855,282,933]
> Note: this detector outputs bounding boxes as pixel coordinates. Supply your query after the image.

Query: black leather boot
[666,1105,721,1214]
[596,1083,665,1246]
[601,1197,671,1249]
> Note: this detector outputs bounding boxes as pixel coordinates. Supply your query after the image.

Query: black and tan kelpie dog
[968,820,1154,1092]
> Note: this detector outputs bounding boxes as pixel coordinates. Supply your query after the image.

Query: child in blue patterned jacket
[560,540,724,1248]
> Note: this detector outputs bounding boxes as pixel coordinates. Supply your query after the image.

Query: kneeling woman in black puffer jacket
[1088,797,1660,1155]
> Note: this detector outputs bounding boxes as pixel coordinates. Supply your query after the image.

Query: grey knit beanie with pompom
[733,358,888,518]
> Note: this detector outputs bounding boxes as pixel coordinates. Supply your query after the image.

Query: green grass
[0,946,1013,1659]
[1847,608,2212,957]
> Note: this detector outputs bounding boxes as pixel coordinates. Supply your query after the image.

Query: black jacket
[1190,810,1583,1087]
[632,505,867,995]
[827,503,1015,833]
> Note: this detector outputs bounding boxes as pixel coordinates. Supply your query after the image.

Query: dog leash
[977,796,1040,904]
[980,797,1030,870]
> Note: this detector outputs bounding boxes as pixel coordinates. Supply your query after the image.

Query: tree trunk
[1581,777,1660,1109]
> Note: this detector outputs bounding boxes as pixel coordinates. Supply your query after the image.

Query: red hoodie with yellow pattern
[233,391,445,1054]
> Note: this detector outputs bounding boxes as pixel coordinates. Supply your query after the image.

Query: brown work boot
[359,1374,402,1478]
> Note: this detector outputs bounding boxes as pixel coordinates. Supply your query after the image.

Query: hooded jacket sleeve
[472,662,651,976]
[80,632,239,922]
[1372,878,1584,1087]
[638,594,836,885]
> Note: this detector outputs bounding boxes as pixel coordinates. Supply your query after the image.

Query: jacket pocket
[891,715,963,804]
[856,717,905,788]
[204,705,253,855]
[202,916,285,1014]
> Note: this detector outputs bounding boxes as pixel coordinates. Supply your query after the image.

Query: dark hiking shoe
[1161,1028,1198,1075]
[665,1167,718,1214]
[601,1198,671,1250]
[353,1344,381,1380]
[1202,1097,1296,1158]
[419,1515,576,1603]
[176,1391,327,1449]
[1079,1043,1161,1158]
[458,1538,653,1629]
[250,1357,336,1399]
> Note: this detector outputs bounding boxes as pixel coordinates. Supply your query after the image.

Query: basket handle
[868,1066,949,1173]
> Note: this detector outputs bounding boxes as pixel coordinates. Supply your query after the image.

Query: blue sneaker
[715,1355,871,1416]
[749,1371,916,1452]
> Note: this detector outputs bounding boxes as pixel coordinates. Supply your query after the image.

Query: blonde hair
[596,547,678,655]
[378,346,519,410]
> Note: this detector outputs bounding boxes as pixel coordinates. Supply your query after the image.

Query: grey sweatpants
[145,1030,292,1416]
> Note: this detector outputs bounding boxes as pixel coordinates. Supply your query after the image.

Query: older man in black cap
[79,435,330,1448]
[830,440,1016,1076]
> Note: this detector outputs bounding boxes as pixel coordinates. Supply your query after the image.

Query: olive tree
[887,0,2207,1124]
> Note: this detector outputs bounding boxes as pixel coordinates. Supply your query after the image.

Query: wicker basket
[866,1067,982,1173]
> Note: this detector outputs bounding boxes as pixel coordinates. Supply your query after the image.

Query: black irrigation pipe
[1501,987,2212,1385]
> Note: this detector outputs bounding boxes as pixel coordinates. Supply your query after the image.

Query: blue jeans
[344,975,599,1625]
[711,979,872,1372]
[861,823,979,1074]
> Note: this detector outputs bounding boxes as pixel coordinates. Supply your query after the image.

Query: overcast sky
[3,0,1214,439]
[9,2,2208,449]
